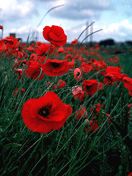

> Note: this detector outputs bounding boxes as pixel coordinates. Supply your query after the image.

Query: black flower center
[106,76,113,83]
[76,72,80,76]
[51,62,61,68]
[4,40,14,45]
[38,105,52,118]
[86,85,93,91]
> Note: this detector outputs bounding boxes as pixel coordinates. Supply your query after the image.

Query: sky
[0,0,132,42]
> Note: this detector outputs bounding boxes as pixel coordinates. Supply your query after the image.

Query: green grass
[0,46,132,176]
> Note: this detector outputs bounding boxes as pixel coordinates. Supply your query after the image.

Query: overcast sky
[0,0,132,42]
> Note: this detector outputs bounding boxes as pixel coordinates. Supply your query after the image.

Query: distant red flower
[42,59,70,76]
[65,54,73,61]
[78,56,86,63]
[13,87,26,96]
[25,61,44,80]
[29,53,46,64]
[95,103,102,113]
[71,39,78,45]
[68,59,75,69]
[35,42,51,56]
[108,56,119,64]
[13,50,24,59]
[30,53,38,61]
[128,172,132,176]
[92,59,107,71]
[21,91,72,133]
[84,119,99,133]
[58,47,64,53]
[122,76,132,96]
[57,79,66,88]
[0,40,7,52]
[43,25,67,47]
[90,103,102,114]
[106,66,121,74]
[128,103,132,108]
[72,86,85,101]
[81,62,93,73]
[3,36,19,49]
[75,106,87,120]
[104,66,122,85]
[26,45,35,52]
[74,68,82,81]
[82,79,103,96]
[93,103,102,113]
[52,79,66,90]
[89,120,99,132]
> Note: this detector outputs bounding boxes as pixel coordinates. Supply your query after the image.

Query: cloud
[95,19,132,41]
[0,0,37,23]
[1,0,132,42]
[50,0,113,20]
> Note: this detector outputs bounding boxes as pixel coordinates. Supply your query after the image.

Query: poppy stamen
[38,105,52,117]
[51,62,61,68]
[76,72,80,76]
[86,85,92,91]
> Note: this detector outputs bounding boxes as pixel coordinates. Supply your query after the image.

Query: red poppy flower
[128,103,132,108]
[21,91,72,133]
[82,79,103,96]
[122,76,132,96]
[78,56,86,63]
[92,59,107,71]
[72,86,85,101]
[26,45,35,52]
[84,119,99,133]
[30,53,38,61]
[58,47,64,53]
[75,106,87,120]
[43,25,67,47]
[65,54,73,61]
[29,53,46,64]
[52,79,66,90]
[14,50,24,59]
[81,62,93,73]
[68,59,75,69]
[57,79,66,88]
[108,56,119,64]
[3,36,19,49]
[91,103,102,113]
[128,172,132,176]
[35,42,51,56]
[95,103,102,113]
[106,66,121,74]
[25,61,44,80]
[0,40,7,52]
[103,66,122,85]
[89,120,99,132]
[71,39,78,45]
[74,68,82,81]
[42,59,70,76]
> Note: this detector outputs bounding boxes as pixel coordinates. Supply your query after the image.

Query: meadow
[0,25,132,176]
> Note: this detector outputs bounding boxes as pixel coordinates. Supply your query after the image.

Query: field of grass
[0,32,132,176]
